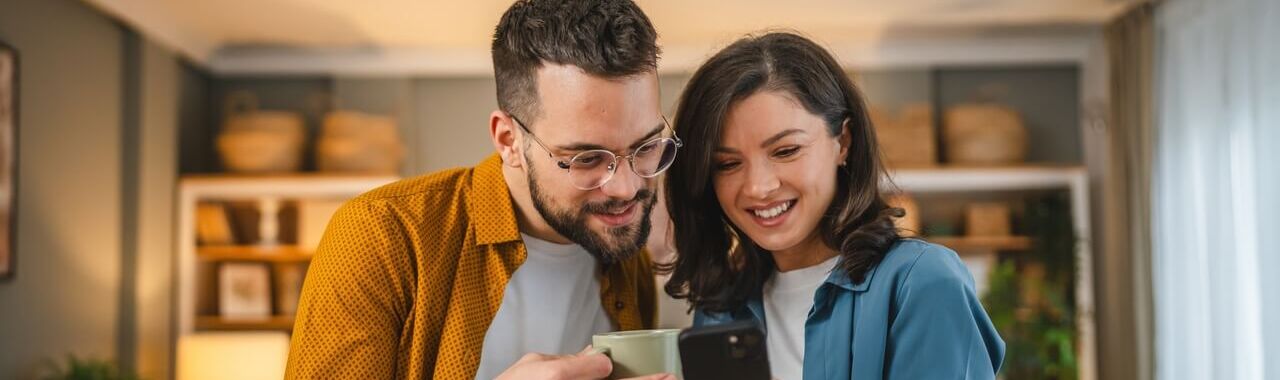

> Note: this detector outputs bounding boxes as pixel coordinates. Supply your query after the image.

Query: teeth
[752,201,792,219]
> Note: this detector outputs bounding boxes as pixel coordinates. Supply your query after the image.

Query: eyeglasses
[509,113,683,190]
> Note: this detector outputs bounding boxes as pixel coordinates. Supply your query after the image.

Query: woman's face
[713,90,848,256]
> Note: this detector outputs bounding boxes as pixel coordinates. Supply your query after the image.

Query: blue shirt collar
[824,255,877,292]
[744,255,878,323]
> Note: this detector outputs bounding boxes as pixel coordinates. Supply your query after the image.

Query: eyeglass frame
[507,112,683,190]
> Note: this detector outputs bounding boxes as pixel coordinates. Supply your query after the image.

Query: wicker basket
[216,93,305,173]
[942,103,1028,165]
[965,202,1013,237]
[871,103,937,168]
[315,110,405,174]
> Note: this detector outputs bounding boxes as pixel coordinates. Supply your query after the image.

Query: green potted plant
[983,194,1078,379]
[40,355,142,380]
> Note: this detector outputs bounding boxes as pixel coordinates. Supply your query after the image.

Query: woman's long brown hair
[661,32,902,313]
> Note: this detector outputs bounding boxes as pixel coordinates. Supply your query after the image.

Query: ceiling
[84,0,1138,74]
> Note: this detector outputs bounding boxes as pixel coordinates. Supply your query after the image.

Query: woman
[663,32,1005,380]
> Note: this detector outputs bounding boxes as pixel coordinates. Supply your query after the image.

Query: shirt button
[614,301,625,310]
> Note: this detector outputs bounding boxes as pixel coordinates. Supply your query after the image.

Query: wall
[176,68,212,174]
[0,1,191,379]
[0,0,125,377]
[409,77,499,173]
[133,38,181,380]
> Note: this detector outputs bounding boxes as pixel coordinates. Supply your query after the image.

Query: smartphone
[678,321,771,380]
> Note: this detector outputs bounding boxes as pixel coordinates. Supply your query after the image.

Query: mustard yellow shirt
[285,154,658,379]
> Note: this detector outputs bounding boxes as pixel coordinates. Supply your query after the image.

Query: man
[284,1,678,379]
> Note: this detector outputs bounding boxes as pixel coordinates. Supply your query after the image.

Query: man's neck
[501,164,573,244]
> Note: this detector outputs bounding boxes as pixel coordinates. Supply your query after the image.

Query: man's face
[520,64,664,264]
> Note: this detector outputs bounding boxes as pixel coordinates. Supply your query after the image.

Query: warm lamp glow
[177,332,290,380]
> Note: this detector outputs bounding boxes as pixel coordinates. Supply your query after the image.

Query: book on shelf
[196,203,235,245]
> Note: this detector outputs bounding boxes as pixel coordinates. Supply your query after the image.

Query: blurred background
[0,0,1276,379]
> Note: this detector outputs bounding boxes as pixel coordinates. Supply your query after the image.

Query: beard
[526,161,655,265]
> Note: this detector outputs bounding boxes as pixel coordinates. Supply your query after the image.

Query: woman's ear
[837,119,852,165]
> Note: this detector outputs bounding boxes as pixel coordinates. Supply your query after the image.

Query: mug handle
[588,346,611,357]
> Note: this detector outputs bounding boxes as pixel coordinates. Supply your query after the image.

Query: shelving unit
[197,245,314,263]
[925,235,1034,251]
[176,174,398,339]
[889,165,1095,380]
[196,315,297,331]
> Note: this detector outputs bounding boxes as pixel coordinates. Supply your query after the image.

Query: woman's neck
[769,233,839,272]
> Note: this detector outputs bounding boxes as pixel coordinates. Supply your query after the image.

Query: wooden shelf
[926,235,1033,251]
[889,165,1086,193]
[196,315,295,331]
[197,245,313,262]
[179,174,399,201]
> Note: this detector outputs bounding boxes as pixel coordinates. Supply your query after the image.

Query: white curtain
[1153,0,1280,379]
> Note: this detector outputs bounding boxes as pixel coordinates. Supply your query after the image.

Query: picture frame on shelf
[218,262,273,319]
[0,42,18,281]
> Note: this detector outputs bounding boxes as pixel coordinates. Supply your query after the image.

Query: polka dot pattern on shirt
[284,154,657,379]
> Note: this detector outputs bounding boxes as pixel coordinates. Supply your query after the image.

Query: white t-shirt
[762,256,840,380]
[474,234,616,379]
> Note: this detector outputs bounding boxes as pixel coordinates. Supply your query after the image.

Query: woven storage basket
[315,110,405,174]
[942,103,1027,165]
[216,93,305,173]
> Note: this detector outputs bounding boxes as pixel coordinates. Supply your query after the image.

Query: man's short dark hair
[492,0,660,123]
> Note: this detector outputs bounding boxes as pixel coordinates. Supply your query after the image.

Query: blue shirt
[694,239,1005,379]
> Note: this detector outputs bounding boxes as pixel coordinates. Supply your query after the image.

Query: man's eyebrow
[554,122,665,152]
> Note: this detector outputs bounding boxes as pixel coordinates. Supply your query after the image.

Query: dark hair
[662,32,903,313]
[492,0,660,122]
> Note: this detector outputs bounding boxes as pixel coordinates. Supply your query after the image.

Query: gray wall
[0,1,188,378]
[0,0,125,377]
[176,66,213,174]
[410,77,500,174]
[134,39,181,380]
[854,69,934,113]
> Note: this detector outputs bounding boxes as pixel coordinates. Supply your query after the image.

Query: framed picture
[218,262,272,319]
[0,42,17,281]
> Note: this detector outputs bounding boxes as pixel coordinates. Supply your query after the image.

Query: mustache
[581,189,655,214]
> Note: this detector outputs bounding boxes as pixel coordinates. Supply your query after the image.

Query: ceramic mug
[592,329,682,379]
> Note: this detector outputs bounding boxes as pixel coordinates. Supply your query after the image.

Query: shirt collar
[823,255,876,292]
[466,154,523,246]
